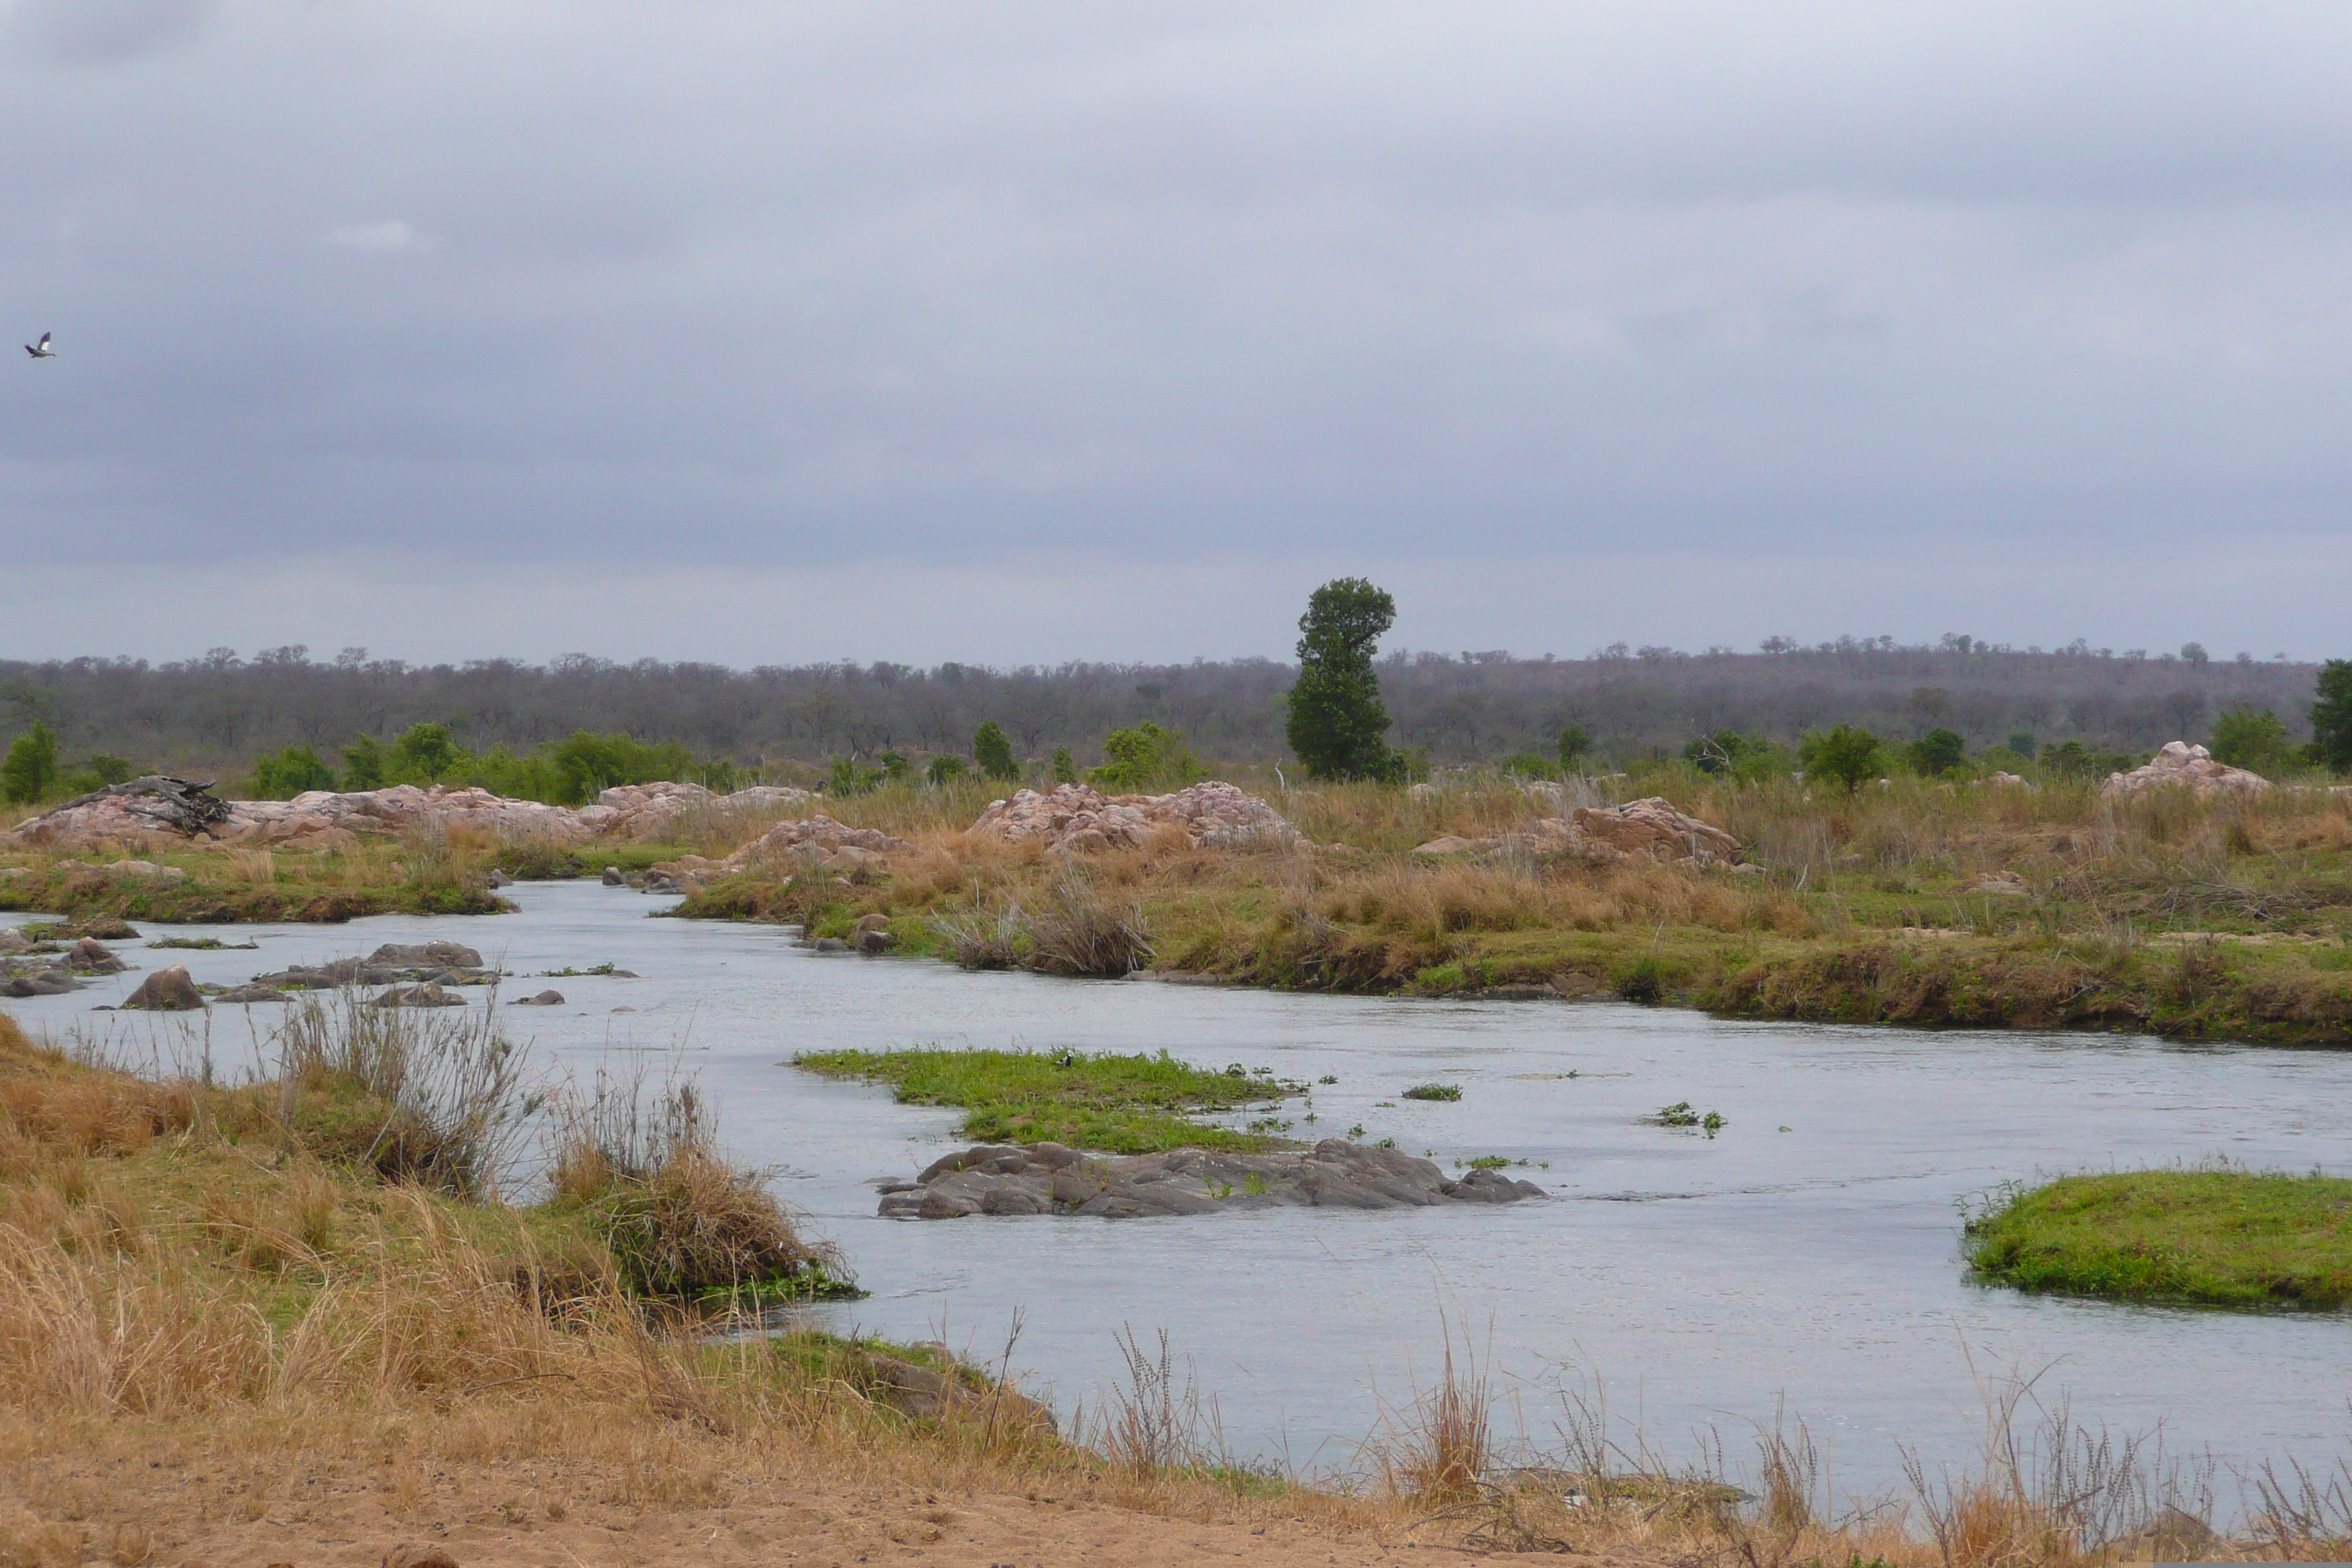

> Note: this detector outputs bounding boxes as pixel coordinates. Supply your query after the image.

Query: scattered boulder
[0,928,31,956]
[100,858,188,882]
[369,982,464,1008]
[1984,772,2034,788]
[879,1139,1543,1220]
[212,984,291,1004]
[1569,797,1744,864]
[853,912,897,954]
[601,865,625,886]
[2102,741,2272,800]
[1409,835,1487,857]
[968,780,1304,853]
[513,989,565,1006]
[852,1349,1058,1434]
[66,938,127,973]
[369,941,482,969]
[0,968,83,998]
[121,965,203,1011]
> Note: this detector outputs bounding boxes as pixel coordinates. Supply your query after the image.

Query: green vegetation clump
[252,744,339,798]
[1798,724,1882,793]
[791,1047,1298,1153]
[2307,660,2352,774]
[1286,577,1403,783]
[1088,722,1202,792]
[972,720,1019,783]
[1964,1169,2352,1308]
[2209,705,2293,775]
[1401,1082,1462,1102]
[1,721,59,804]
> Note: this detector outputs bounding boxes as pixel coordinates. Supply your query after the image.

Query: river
[7,879,2347,1500]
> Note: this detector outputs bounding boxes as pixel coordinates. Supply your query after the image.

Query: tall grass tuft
[271,989,538,1198]
[546,1061,847,1300]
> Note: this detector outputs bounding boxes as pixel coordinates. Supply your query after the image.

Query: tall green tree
[1907,728,1967,777]
[0,722,59,804]
[1285,577,1401,781]
[2310,660,2352,774]
[972,720,1019,782]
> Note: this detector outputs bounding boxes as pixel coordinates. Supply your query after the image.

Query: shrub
[827,755,880,796]
[546,728,693,801]
[1497,753,1558,780]
[1088,721,1202,792]
[1798,724,1882,793]
[272,990,538,1199]
[548,1070,847,1299]
[1051,745,1078,784]
[973,720,1019,782]
[926,755,968,787]
[2005,731,2039,759]
[2209,705,2293,775]
[339,734,386,789]
[252,744,338,799]
[1286,577,1403,781]
[85,754,134,786]
[1557,724,1593,771]
[1906,728,1967,777]
[0,721,59,804]
[878,749,911,782]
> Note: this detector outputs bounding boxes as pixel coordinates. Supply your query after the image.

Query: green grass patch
[1964,1169,2352,1308]
[791,1047,1301,1153]
[1401,1082,1462,1101]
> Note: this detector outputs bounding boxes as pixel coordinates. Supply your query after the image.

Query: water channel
[7,880,2348,1499]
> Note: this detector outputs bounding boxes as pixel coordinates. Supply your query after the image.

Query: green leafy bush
[1557,724,1593,771]
[2209,704,2292,775]
[973,720,1019,782]
[1906,728,1967,777]
[1088,721,1202,792]
[926,755,968,787]
[1051,745,1078,784]
[0,721,59,804]
[1798,724,1883,793]
[252,744,339,799]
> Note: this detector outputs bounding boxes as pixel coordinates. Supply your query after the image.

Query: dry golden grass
[1,1005,2332,1567]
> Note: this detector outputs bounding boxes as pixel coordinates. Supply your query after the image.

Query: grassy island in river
[1965,1169,2352,1308]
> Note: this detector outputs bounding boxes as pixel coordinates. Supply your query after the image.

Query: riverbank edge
[673,883,2352,1048]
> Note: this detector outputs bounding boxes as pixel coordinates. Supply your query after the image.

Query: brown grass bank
[675,772,2352,1044]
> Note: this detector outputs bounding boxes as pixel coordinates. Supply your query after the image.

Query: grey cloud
[0,2,2348,660]
[9,0,219,65]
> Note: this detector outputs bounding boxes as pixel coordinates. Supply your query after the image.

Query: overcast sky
[2,1,2348,666]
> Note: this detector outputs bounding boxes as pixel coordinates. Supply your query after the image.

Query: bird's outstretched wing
[37,333,49,351]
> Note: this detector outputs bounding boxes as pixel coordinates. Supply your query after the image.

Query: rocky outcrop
[1412,796,1745,868]
[2101,742,2272,800]
[877,1139,1543,1220]
[121,965,204,1011]
[513,989,565,1006]
[576,782,816,840]
[968,781,1304,854]
[5,776,233,848]
[714,815,911,878]
[3,777,825,853]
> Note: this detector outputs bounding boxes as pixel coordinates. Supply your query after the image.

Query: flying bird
[23,333,53,358]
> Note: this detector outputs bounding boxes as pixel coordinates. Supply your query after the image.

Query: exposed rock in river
[878,1139,1543,1219]
[121,965,203,1011]
[2100,741,2271,800]
[968,780,1304,853]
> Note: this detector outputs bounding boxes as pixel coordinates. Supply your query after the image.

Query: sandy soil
[5,1449,1659,1568]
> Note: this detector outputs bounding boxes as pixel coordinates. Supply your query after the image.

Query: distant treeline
[0,636,2329,780]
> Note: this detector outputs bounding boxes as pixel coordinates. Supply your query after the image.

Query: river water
[7,881,2348,1497]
